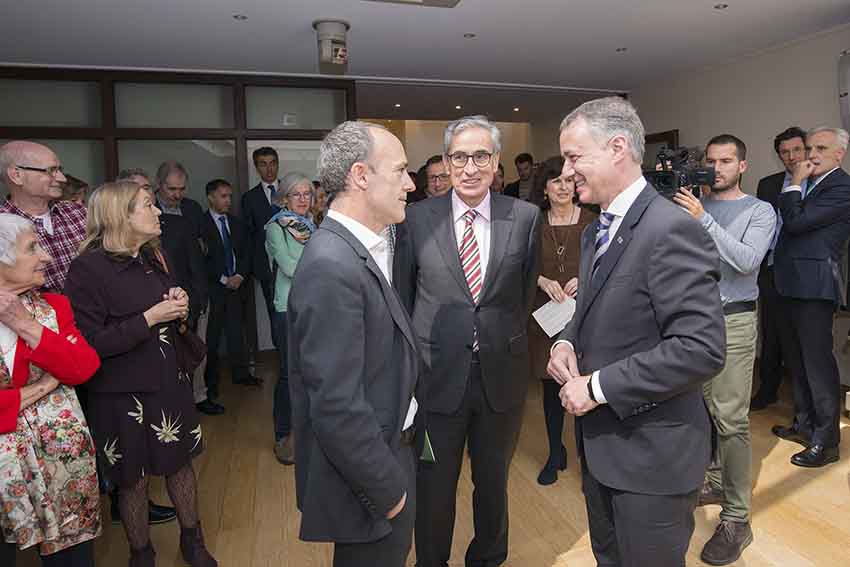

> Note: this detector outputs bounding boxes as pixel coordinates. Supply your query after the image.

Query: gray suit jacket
[395,191,541,414]
[288,216,420,543]
[560,184,725,495]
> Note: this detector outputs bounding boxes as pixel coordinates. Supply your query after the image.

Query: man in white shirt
[548,97,725,567]
[287,121,418,567]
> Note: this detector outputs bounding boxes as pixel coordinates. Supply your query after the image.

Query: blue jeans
[273,311,291,441]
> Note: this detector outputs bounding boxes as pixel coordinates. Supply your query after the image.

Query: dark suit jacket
[241,183,276,284]
[503,180,520,198]
[774,168,850,305]
[288,216,420,543]
[199,211,252,290]
[159,213,208,327]
[756,171,785,277]
[558,184,725,496]
[177,197,205,238]
[395,191,541,414]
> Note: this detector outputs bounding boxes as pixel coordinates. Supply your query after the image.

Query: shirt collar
[451,189,492,223]
[326,209,384,253]
[0,198,58,221]
[604,175,647,218]
[209,210,228,223]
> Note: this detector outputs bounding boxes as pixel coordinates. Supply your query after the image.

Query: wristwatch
[586,378,597,402]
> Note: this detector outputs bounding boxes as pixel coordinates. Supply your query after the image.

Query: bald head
[0,141,66,207]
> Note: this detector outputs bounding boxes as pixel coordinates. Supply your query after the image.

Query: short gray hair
[275,171,314,206]
[560,97,645,164]
[317,121,386,203]
[155,161,189,190]
[0,213,35,265]
[808,126,849,151]
[443,115,502,155]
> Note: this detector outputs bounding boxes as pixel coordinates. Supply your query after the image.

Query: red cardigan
[0,293,100,433]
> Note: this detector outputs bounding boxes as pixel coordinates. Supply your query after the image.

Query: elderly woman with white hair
[0,214,102,567]
[265,172,316,465]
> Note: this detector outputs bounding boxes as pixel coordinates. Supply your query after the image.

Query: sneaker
[700,520,753,565]
[274,435,295,465]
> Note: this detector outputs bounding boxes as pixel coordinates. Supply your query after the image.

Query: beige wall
[631,24,850,194]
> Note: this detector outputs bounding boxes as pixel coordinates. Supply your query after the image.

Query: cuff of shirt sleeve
[591,370,607,404]
[551,339,573,356]
[781,185,802,194]
[219,275,228,285]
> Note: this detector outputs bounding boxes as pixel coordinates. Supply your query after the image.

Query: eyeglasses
[289,192,312,200]
[447,151,493,169]
[428,174,450,183]
[16,164,65,178]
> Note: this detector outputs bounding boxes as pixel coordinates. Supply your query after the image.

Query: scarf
[266,208,316,244]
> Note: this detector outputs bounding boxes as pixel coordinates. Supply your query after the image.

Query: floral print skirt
[89,373,203,490]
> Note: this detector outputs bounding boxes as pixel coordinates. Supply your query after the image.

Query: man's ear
[350,162,369,191]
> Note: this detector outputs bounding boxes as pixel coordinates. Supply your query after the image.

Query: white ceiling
[2,0,849,120]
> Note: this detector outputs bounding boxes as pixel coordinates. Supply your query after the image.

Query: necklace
[547,209,579,274]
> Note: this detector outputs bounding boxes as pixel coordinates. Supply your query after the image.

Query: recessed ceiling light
[233,14,248,20]
[394,103,401,108]
[513,107,520,112]
[463,33,477,39]
[455,105,462,110]
[713,3,729,9]
[615,47,628,53]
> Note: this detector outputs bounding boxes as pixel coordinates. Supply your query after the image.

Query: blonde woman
[65,182,216,567]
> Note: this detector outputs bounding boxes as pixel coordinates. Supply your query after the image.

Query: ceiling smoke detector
[361,0,462,7]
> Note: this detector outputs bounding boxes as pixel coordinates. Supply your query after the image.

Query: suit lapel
[429,194,474,303]
[581,186,657,314]
[805,169,840,201]
[322,218,418,352]
[572,223,597,324]
[480,194,515,302]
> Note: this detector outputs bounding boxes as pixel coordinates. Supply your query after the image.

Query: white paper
[532,297,576,338]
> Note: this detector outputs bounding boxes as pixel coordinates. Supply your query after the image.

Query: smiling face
[364,129,415,227]
[777,137,806,174]
[545,175,576,207]
[559,118,619,208]
[0,229,52,293]
[445,127,499,207]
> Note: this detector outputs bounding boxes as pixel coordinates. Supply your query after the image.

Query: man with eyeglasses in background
[0,141,86,293]
[423,154,452,198]
[395,116,541,567]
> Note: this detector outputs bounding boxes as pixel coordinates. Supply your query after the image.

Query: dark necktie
[219,216,235,277]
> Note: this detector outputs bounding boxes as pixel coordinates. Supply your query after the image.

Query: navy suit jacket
[241,183,276,284]
[774,168,850,305]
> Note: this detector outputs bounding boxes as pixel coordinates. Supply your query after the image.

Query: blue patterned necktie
[591,212,616,279]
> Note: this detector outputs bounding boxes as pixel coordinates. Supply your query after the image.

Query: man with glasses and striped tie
[547,97,725,567]
[395,116,542,567]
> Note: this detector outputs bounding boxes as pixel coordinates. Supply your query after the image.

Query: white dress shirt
[326,209,417,430]
[451,190,492,284]
[209,210,237,283]
[264,181,278,205]
[0,323,18,376]
[781,167,839,196]
[552,175,648,404]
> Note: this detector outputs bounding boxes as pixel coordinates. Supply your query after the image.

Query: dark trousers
[334,445,417,567]
[756,267,785,400]
[1,540,94,567]
[415,362,523,567]
[259,274,278,348]
[542,379,565,463]
[205,285,250,400]
[582,463,698,567]
[777,297,841,447]
[272,310,291,441]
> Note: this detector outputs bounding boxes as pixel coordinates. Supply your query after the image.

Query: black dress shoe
[196,399,225,415]
[790,444,839,468]
[111,493,177,525]
[771,424,811,447]
[749,394,777,411]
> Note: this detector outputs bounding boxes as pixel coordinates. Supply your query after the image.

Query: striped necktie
[459,209,482,350]
[592,212,616,279]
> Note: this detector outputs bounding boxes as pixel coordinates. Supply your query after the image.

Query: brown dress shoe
[180,521,218,566]
[697,481,723,506]
[701,520,753,565]
[274,434,295,465]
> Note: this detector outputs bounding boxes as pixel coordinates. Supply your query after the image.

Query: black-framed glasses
[16,164,65,178]
[428,173,450,183]
[447,151,493,169]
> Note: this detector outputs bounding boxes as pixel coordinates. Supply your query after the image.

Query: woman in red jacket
[0,214,101,567]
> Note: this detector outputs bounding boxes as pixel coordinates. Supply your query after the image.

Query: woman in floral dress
[65,182,216,567]
[0,214,101,566]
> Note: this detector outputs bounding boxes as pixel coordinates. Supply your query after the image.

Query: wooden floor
[20,354,850,566]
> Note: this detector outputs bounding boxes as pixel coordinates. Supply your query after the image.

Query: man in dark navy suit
[772,126,850,467]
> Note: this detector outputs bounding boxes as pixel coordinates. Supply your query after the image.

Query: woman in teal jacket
[265,172,316,465]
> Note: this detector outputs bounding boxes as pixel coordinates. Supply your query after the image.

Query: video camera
[643,147,715,200]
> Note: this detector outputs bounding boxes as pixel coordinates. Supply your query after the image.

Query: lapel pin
[617,236,623,244]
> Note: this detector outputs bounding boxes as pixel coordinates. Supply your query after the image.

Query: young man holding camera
[673,134,775,565]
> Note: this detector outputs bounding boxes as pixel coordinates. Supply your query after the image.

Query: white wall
[631,24,850,194]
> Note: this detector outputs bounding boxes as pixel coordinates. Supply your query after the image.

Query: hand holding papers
[533,297,576,338]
